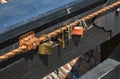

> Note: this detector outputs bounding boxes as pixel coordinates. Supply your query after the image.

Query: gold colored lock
[58,28,65,48]
[58,38,65,48]
[38,35,53,55]
[65,24,72,39]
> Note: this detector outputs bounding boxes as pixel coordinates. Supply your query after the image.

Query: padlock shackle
[75,19,87,30]
[60,27,65,40]
[40,34,52,43]
[81,19,88,29]
[76,20,82,27]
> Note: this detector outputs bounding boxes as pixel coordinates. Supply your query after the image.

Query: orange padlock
[72,26,84,36]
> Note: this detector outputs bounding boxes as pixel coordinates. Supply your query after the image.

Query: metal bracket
[19,31,39,50]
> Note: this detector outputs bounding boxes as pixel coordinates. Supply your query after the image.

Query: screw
[33,42,36,47]
[116,8,120,13]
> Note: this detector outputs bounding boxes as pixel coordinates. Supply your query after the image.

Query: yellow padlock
[38,35,53,55]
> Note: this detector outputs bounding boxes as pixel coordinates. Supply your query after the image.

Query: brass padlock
[58,28,65,48]
[58,38,65,48]
[38,35,53,55]
[65,24,72,39]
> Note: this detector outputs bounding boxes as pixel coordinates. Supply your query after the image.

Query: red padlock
[72,26,84,36]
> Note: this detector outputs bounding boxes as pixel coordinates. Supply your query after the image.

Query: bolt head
[33,42,36,47]
[116,8,120,12]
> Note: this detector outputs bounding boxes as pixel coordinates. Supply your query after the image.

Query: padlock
[72,20,87,36]
[65,24,72,39]
[58,38,65,48]
[58,28,65,48]
[38,35,53,55]
[72,26,84,36]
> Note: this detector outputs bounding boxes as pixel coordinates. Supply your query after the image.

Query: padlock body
[59,40,65,48]
[65,31,72,39]
[58,38,65,48]
[72,27,84,36]
[38,41,53,55]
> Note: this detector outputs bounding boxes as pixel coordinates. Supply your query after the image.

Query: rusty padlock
[19,31,39,51]
[38,35,53,55]
[72,20,87,36]
[72,27,84,36]
[72,20,84,36]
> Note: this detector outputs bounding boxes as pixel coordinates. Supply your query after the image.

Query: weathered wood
[79,58,120,79]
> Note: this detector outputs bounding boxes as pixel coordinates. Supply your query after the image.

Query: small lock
[72,20,87,36]
[72,27,84,36]
[72,26,84,36]
[38,35,53,55]
[58,28,65,48]
[65,24,72,39]
[58,38,65,48]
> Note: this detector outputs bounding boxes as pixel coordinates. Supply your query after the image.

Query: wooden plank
[79,58,120,79]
